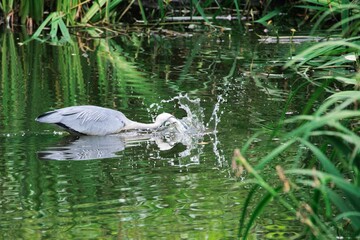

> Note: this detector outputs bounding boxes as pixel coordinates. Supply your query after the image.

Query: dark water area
[0,28,307,239]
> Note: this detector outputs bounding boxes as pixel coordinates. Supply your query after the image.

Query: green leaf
[242,189,278,239]
[298,139,342,177]
[192,0,211,24]
[81,0,107,23]
[238,185,259,238]
[255,9,280,26]
[58,17,73,44]
[255,139,296,170]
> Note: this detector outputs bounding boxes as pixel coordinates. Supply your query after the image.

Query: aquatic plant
[1,0,315,31]
[287,1,360,77]
[298,1,360,37]
[0,0,358,31]
[234,90,360,239]
[233,2,360,237]
[285,37,360,75]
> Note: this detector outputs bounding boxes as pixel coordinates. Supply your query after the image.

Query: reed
[19,12,73,45]
[235,1,360,237]
[0,0,14,24]
[285,37,360,70]
[235,90,360,239]
[56,0,82,25]
[0,0,278,28]
[0,0,358,31]
[302,2,360,37]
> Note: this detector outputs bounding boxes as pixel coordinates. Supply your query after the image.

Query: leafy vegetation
[233,1,360,239]
[0,0,244,26]
[234,90,360,238]
[1,0,359,239]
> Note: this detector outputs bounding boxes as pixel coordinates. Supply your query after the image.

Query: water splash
[35,94,227,165]
[149,93,227,167]
[206,94,227,166]
[150,93,206,135]
[147,94,206,167]
[206,94,226,131]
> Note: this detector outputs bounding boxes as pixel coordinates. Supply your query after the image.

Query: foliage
[1,0,360,239]
[0,0,358,31]
[0,29,159,122]
[285,37,360,76]
[2,0,250,43]
[231,1,360,238]
[234,90,360,239]
[290,1,360,80]
[0,0,246,26]
[297,1,360,37]
[19,12,73,45]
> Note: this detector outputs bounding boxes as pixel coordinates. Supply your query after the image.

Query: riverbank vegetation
[233,1,360,239]
[1,0,359,239]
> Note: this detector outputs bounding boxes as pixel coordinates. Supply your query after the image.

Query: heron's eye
[163,121,171,126]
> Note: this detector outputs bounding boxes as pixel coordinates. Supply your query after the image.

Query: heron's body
[36,105,177,136]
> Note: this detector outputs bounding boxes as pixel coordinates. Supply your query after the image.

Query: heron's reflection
[38,128,202,161]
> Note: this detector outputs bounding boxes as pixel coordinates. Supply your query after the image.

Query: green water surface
[0,29,305,239]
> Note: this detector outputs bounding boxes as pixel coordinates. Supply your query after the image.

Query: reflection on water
[38,124,205,161]
[0,29,303,239]
[38,135,131,160]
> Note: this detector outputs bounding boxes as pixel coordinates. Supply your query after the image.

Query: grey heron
[36,105,185,136]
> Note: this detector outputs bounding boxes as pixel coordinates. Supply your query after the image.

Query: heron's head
[156,113,188,132]
[156,113,175,124]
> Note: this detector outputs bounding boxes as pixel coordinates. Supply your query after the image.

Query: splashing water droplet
[149,93,206,135]
[148,93,227,167]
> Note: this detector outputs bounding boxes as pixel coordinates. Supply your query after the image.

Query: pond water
[0,28,307,239]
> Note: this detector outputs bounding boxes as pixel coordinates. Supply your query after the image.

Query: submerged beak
[167,117,188,132]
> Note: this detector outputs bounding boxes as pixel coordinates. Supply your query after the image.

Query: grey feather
[36,105,179,136]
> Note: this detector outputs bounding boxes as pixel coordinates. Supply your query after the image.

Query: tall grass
[1,0,245,26]
[2,0,359,237]
[285,37,360,71]
[0,0,14,24]
[56,0,82,25]
[11,0,244,44]
[234,90,360,239]
[1,0,358,31]
[297,1,360,37]
[234,1,360,238]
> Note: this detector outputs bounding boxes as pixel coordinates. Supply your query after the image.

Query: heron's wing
[36,106,128,135]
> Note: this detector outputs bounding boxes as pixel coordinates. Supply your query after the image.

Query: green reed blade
[242,189,278,239]
[157,0,164,20]
[298,139,341,177]
[81,0,107,23]
[90,0,123,23]
[58,17,73,44]
[288,169,360,199]
[325,187,360,230]
[137,0,148,24]
[255,9,280,26]
[237,185,259,238]
[191,0,211,24]
[233,0,241,26]
[329,12,360,34]
[50,15,59,39]
[285,40,360,69]
[255,139,296,170]
[341,0,349,32]
[335,212,360,222]
[302,0,340,8]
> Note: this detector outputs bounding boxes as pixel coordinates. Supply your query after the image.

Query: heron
[35,105,185,136]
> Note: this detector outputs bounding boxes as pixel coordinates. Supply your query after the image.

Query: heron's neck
[124,120,162,131]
